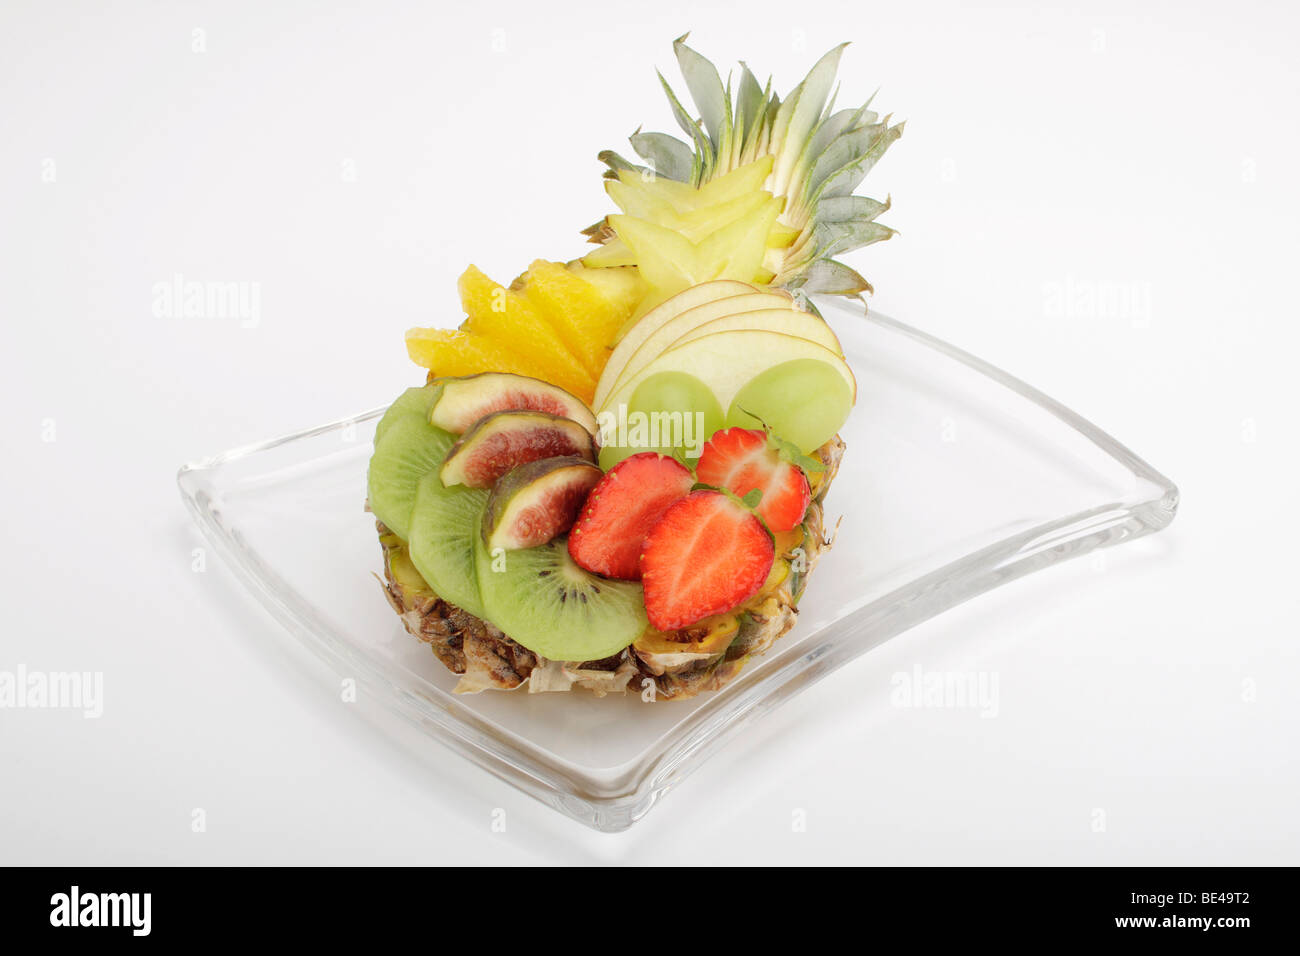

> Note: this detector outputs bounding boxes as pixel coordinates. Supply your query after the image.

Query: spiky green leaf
[629,130,695,182]
[807,101,878,168]
[673,36,728,149]
[657,70,714,183]
[598,149,644,176]
[816,119,904,200]
[734,63,766,150]
[815,194,891,224]
[812,219,895,259]
[771,43,847,199]
[797,258,873,295]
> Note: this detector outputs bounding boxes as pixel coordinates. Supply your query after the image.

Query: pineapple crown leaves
[594,35,903,299]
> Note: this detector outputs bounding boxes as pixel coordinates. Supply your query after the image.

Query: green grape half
[726,359,853,453]
[598,371,725,471]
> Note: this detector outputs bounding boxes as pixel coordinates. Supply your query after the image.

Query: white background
[2,0,1297,864]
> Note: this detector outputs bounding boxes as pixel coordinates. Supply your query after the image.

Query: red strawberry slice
[640,490,775,631]
[567,453,694,580]
[694,427,812,532]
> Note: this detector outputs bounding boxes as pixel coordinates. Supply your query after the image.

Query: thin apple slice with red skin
[429,372,597,436]
[440,411,596,489]
[482,457,602,551]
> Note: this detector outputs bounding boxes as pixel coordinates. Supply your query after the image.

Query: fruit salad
[368,37,900,699]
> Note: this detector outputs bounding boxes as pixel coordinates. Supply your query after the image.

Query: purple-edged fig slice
[440,410,597,489]
[482,456,602,551]
[429,372,598,437]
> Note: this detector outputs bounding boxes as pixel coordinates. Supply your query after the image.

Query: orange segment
[457,266,596,402]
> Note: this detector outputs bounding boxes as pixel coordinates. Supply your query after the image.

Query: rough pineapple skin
[377,436,844,700]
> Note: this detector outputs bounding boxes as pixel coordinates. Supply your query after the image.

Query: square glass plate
[177,299,1178,831]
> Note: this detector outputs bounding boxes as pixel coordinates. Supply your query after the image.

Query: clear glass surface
[177,299,1178,830]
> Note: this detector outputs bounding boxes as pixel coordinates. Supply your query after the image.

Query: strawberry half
[640,490,776,631]
[694,427,814,532]
[567,452,694,580]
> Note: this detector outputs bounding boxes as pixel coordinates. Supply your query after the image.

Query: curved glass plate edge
[177,421,606,824]
[862,307,1177,490]
[177,306,1179,833]
[623,302,1179,829]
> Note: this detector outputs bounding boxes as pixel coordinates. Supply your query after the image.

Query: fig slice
[429,372,598,437]
[482,456,603,551]
[440,410,597,489]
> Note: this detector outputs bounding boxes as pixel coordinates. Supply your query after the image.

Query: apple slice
[676,309,843,354]
[611,304,845,400]
[600,329,856,418]
[593,279,756,409]
[604,292,795,399]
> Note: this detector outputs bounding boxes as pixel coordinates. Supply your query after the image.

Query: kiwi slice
[407,471,490,619]
[476,535,647,662]
[374,383,442,447]
[367,414,454,541]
